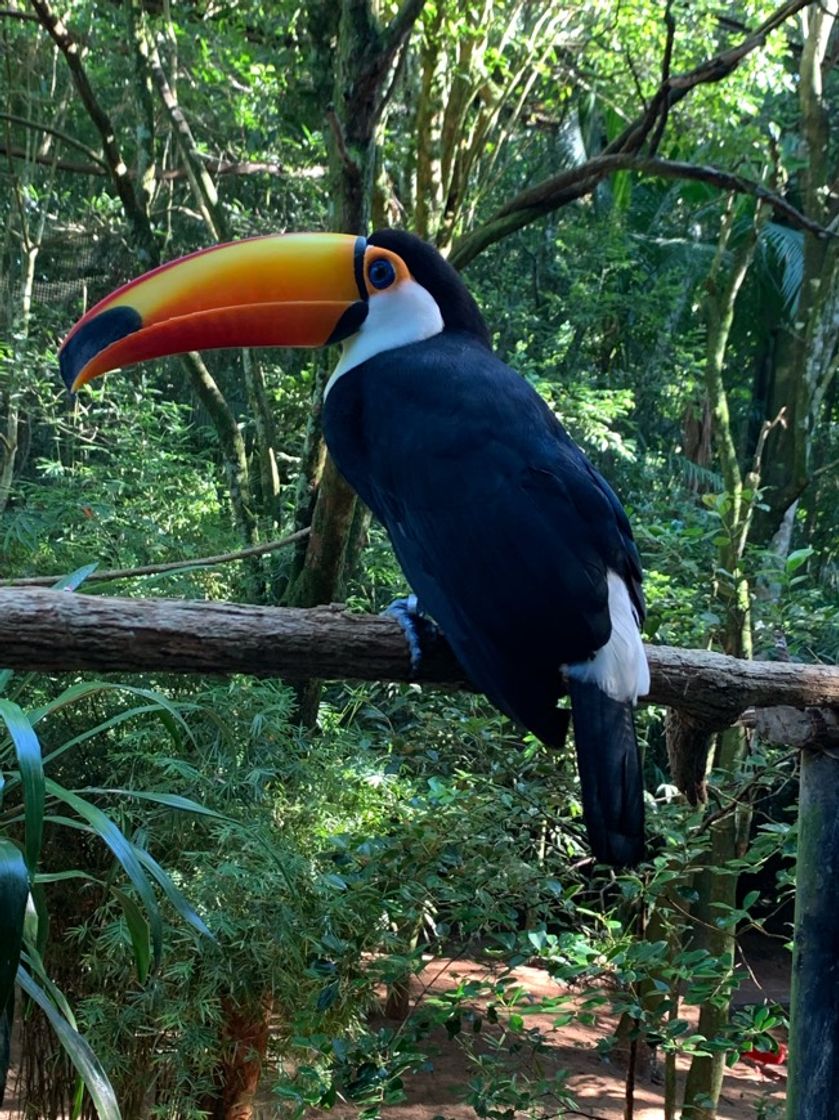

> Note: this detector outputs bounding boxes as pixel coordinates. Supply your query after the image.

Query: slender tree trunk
[285,0,425,612]
[756,0,838,540]
[681,729,752,1120]
[681,198,765,1118]
[0,396,20,517]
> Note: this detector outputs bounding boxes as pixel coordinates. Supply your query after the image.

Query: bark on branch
[1,590,837,733]
[0,142,325,180]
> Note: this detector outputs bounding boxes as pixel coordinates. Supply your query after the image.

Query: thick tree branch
[0,6,39,19]
[0,144,101,174]
[1,591,837,735]
[381,0,427,61]
[450,154,828,270]
[450,0,813,269]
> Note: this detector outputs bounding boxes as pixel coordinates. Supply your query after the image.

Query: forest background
[0,1,837,1119]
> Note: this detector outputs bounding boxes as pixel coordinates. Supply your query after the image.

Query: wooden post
[786,747,839,1119]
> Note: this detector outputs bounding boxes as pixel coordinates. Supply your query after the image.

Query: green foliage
[0,673,218,1115]
[3,0,836,1116]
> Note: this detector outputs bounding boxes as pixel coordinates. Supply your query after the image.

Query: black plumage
[323,270,647,865]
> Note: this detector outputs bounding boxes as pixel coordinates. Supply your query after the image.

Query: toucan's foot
[384,595,441,675]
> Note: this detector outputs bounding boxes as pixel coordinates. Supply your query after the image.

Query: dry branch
[0,142,325,180]
[1,590,837,733]
[0,528,309,588]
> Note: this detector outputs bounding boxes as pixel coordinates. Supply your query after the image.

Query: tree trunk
[0,396,20,518]
[756,1,838,540]
[285,0,425,612]
[681,729,752,1120]
[198,995,272,1120]
[681,196,764,1118]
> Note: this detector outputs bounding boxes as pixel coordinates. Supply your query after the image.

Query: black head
[367,230,491,349]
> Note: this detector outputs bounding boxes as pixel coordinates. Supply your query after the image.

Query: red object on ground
[740,1042,788,1065]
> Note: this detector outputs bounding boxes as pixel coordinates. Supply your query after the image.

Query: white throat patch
[324,278,444,397]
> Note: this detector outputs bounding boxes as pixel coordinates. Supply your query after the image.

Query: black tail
[568,679,645,867]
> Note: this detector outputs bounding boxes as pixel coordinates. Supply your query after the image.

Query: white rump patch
[325,278,444,397]
[566,570,650,703]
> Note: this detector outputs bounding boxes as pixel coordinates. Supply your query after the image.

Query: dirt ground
[298,937,788,1120]
[3,939,787,1120]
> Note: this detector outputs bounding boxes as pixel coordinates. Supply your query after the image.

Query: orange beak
[60,233,367,391]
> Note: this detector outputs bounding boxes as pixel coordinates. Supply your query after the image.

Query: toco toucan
[59,229,650,866]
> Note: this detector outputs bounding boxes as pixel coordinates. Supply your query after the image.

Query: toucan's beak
[59,233,368,392]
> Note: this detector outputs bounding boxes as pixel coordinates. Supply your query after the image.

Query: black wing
[331,335,642,744]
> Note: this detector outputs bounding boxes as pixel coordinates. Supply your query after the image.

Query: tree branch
[450,0,813,269]
[0,529,309,588]
[450,154,829,270]
[0,6,39,20]
[28,0,158,266]
[0,591,837,735]
[647,0,676,156]
[0,112,106,165]
[0,142,325,181]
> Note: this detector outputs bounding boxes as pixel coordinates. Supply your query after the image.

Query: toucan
[59,229,650,866]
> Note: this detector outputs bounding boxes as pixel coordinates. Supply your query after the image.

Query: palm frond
[760,221,804,312]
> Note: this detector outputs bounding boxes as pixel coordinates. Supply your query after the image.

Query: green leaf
[111,888,151,984]
[39,703,189,772]
[611,170,632,213]
[0,840,28,1017]
[0,700,44,874]
[51,563,100,591]
[45,780,163,968]
[16,967,121,1120]
[133,847,214,941]
[785,547,814,574]
[28,682,194,750]
[80,788,231,822]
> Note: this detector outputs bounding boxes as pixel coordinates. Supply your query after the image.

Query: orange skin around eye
[363,247,412,297]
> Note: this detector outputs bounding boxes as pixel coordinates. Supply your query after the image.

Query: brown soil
[2,943,788,1120]
[298,943,788,1120]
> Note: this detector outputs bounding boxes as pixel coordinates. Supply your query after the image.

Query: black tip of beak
[326,300,368,346]
[59,305,143,391]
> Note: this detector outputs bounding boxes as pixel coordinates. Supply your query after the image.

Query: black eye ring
[368,258,396,290]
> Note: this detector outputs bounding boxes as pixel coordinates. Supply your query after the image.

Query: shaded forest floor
[297,935,788,1120]
[2,939,788,1120]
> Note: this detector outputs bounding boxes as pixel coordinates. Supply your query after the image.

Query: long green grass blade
[39,704,182,771]
[133,847,214,941]
[28,682,195,746]
[45,781,163,969]
[16,967,121,1120]
[82,788,232,821]
[35,870,104,885]
[0,701,44,874]
[0,839,28,1105]
[111,888,151,984]
[51,563,100,592]
[21,947,78,1026]
[0,840,28,1016]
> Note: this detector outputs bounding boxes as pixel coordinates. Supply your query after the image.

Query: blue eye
[368,258,396,290]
